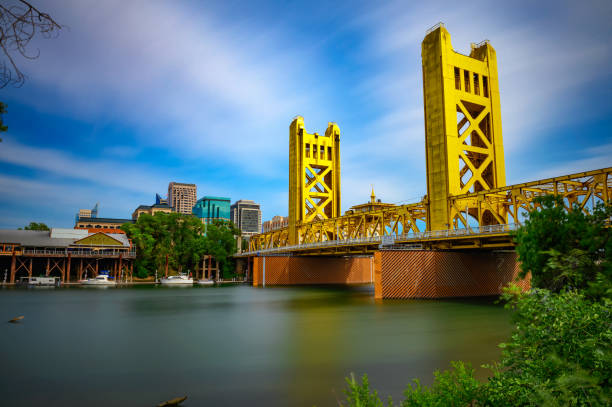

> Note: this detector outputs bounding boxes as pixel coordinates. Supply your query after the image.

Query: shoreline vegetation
[342,196,612,406]
[121,212,241,280]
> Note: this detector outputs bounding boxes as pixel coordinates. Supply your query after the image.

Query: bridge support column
[251,256,373,286]
[376,250,529,299]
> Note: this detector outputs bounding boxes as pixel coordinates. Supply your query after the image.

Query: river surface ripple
[0,284,511,406]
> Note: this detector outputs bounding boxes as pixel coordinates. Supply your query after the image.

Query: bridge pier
[251,255,373,286]
[374,250,529,299]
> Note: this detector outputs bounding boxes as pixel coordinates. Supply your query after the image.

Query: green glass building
[192,196,231,224]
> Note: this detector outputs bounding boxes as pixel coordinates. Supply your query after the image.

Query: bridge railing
[239,223,518,256]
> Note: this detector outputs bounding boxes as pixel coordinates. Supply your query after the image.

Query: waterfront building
[193,196,231,224]
[75,217,132,231]
[344,188,396,215]
[168,182,197,215]
[231,199,262,236]
[263,215,288,232]
[132,203,173,220]
[0,228,134,283]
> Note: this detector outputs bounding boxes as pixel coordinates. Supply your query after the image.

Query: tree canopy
[19,221,49,230]
[121,212,240,279]
[512,195,612,299]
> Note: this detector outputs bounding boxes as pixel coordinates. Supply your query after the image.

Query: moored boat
[159,274,193,285]
[196,279,214,286]
[80,274,116,286]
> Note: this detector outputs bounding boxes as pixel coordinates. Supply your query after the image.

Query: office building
[193,196,231,224]
[231,200,261,236]
[75,203,99,223]
[155,193,168,206]
[263,215,288,232]
[168,182,197,215]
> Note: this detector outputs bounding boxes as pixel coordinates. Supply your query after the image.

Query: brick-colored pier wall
[374,250,530,299]
[251,256,373,286]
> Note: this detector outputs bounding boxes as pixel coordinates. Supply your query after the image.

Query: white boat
[19,276,61,287]
[80,274,116,286]
[159,274,194,285]
[196,279,214,286]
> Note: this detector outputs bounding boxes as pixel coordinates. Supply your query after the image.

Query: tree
[202,220,241,278]
[19,221,49,230]
[0,0,61,88]
[512,195,612,298]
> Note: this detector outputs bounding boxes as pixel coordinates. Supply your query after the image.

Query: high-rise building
[168,182,197,215]
[263,215,288,232]
[231,200,261,236]
[192,196,231,224]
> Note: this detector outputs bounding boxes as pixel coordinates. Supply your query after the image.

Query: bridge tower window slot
[305,143,310,158]
[464,70,471,93]
[473,73,480,96]
[454,67,461,90]
[482,76,489,97]
[320,145,325,160]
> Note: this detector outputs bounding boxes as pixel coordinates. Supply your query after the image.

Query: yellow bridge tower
[288,116,341,245]
[422,24,506,231]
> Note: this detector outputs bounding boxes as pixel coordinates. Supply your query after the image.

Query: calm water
[0,284,511,406]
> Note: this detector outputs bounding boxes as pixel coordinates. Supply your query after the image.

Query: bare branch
[0,0,61,88]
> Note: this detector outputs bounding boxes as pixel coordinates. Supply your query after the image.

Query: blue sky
[0,0,611,229]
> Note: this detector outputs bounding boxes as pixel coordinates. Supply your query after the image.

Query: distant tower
[288,116,341,245]
[421,23,506,230]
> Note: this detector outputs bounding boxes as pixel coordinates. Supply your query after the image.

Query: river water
[0,284,511,406]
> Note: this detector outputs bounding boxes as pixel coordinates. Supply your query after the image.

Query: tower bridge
[238,24,612,299]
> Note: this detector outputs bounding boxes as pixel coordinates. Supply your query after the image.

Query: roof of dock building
[0,229,130,248]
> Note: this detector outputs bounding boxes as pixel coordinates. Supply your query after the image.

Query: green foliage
[484,289,612,406]
[204,220,241,277]
[19,222,49,231]
[341,374,392,407]
[122,213,240,278]
[402,361,480,407]
[512,196,612,299]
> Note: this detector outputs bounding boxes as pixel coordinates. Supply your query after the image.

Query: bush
[341,374,392,407]
[484,289,612,406]
[402,361,480,407]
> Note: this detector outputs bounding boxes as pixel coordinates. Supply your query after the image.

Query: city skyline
[1,0,611,229]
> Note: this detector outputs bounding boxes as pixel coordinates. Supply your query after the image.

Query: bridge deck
[238,224,516,257]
